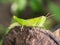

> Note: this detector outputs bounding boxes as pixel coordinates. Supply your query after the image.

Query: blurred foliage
[0,25,9,45]
[0,25,9,40]
[11,0,27,15]
[30,0,43,11]
[0,40,3,45]
[48,2,60,23]
[0,0,13,3]
[11,0,46,18]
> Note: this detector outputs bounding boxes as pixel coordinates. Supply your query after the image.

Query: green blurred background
[0,0,60,45]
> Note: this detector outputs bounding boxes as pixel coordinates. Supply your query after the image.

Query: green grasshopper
[12,16,46,28]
